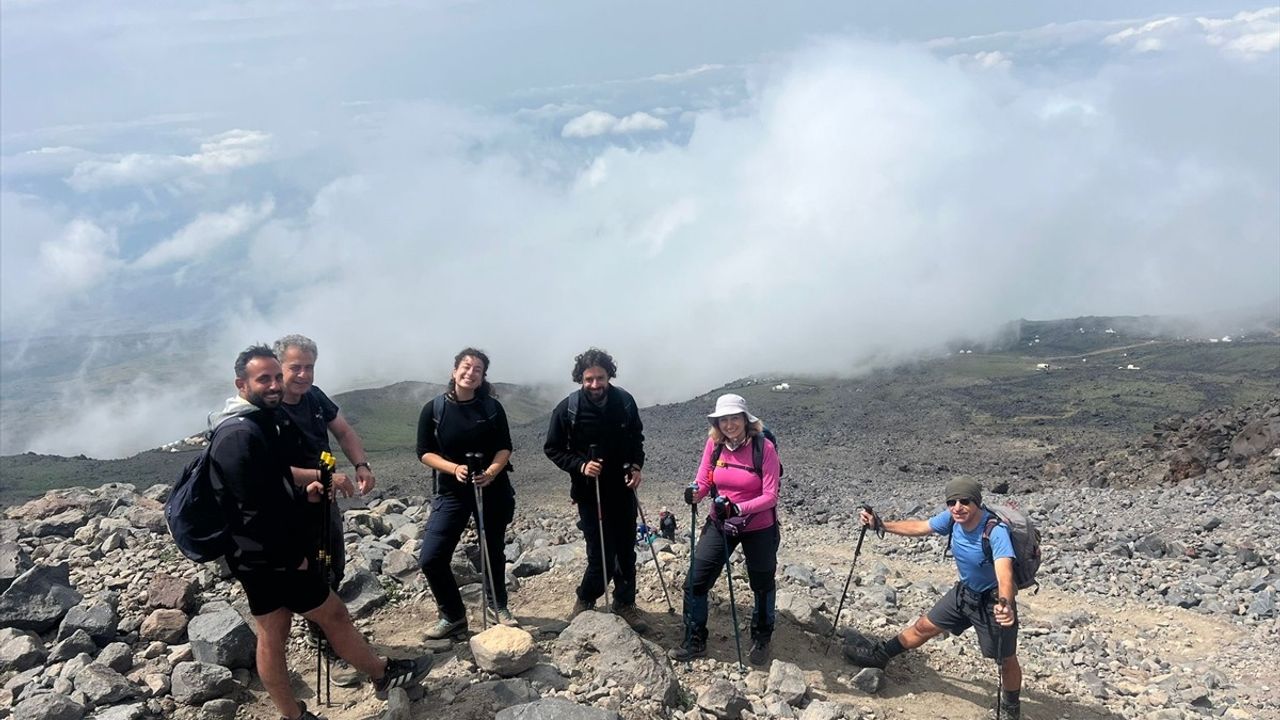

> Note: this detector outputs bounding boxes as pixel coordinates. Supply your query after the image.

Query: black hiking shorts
[232,566,330,617]
[926,583,1018,660]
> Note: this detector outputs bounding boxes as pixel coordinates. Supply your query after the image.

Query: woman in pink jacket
[669,393,780,666]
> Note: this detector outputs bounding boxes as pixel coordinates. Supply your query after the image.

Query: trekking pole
[468,452,498,630]
[627,465,675,614]
[994,597,1007,720]
[316,451,337,706]
[685,485,698,670]
[826,503,876,655]
[588,444,611,612]
[712,493,745,672]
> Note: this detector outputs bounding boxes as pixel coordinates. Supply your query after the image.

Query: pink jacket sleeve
[732,438,779,517]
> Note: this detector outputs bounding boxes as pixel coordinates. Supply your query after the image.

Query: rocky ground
[1,396,1277,720]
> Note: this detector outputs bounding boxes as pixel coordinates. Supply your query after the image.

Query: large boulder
[470,625,538,676]
[776,592,833,635]
[147,574,198,612]
[1230,417,1280,463]
[73,663,137,705]
[697,679,750,720]
[552,611,680,707]
[495,699,622,720]
[187,609,255,669]
[0,633,47,672]
[0,563,82,632]
[767,659,809,706]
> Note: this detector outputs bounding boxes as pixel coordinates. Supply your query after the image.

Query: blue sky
[2,1,1278,456]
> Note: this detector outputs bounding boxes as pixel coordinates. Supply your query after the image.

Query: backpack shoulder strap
[567,390,581,439]
[751,434,765,477]
[432,394,446,447]
[979,511,1002,565]
[943,515,956,558]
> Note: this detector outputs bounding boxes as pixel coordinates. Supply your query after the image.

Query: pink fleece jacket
[692,435,780,532]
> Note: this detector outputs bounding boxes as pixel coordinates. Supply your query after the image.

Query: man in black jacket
[544,348,649,633]
[210,346,429,720]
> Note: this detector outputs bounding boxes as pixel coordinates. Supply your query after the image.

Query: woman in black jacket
[416,348,517,639]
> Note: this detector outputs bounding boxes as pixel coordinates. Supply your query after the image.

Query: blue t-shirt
[929,509,1015,592]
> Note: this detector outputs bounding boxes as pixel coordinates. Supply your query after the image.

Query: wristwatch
[354,462,372,471]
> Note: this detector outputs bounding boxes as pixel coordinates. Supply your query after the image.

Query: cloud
[132,197,275,270]
[1105,9,1279,59]
[39,218,120,291]
[562,110,669,138]
[65,129,271,191]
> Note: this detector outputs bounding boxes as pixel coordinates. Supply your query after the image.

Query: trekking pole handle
[465,452,484,482]
[588,444,600,462]
[319,451,337,490]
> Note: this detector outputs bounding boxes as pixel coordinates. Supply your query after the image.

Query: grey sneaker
[373,654,434,700]
[424,617,467,640]
[486,606,520,627]
[667,635,707,662]
[331,658,361,688]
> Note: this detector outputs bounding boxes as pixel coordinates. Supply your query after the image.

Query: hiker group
[170,340,1034,720]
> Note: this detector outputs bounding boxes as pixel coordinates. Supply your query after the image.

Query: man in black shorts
[209,345,429,720]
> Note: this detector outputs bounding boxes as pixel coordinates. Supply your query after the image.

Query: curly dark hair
[448,347,497,398]
[572,347,617,383]
[234,344,277,379]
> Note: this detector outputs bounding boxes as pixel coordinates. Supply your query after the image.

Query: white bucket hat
[707,393,759,423]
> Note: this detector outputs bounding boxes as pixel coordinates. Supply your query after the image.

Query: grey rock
[13,693,85,720]
[495,699,622,720]
[776,592,833,635]
[767,659,809,706]
[337,569,388,619]
[852,667,885,694]
[171,662,237,705]
[696,678,749,720]
[0,633,47,672]
[381,549,418,579]
[1134,534,1169,559]
[97,643,133,673]
[382,687,412,720]
[552,611,681,707]
[1248,589,1276,617]
[74,664,136,705]
[462,678,539,709]
[48,630,97,663]
[512,549,553,578]
[1,541,32,592]
[188,609,255,670]
[30,510,88,538]
[198,698,238,720]
[0,563,83,632]
[783,564,818,587]
[59,599,119,645]
[755,694,798,718]
[517,663,568,690]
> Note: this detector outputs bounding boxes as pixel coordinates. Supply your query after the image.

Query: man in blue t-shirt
[846,478,1022,720]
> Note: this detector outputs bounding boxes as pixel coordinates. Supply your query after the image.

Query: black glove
[683,483,698,505]
[713,497,739,520]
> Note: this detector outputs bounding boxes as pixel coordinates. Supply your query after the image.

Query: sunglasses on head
[946,497,974,507]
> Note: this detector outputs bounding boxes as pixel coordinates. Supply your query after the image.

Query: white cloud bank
[66,129,272,191]
[562,110,669,138]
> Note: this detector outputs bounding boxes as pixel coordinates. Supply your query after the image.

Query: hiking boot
[373,654,433,700]
[331,658,361,688]
[667,636,707,662]
[614,604,650,634]
[842,639,891,669]
[485,606,520,627]
[570,598,595,619]
[748,638,771,666]
[423,617,467,640]
[989,696,1021,720]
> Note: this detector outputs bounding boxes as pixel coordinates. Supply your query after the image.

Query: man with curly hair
[544,348,649,632]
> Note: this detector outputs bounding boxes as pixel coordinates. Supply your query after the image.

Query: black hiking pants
[576,490,638,608]
[683,519,779,642]
[417,484,515,622]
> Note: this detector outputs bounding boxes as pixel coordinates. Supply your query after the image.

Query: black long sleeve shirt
[416,393,514,497]
[544,385,645,507]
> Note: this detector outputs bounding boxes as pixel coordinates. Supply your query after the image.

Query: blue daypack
[164,431,230,563]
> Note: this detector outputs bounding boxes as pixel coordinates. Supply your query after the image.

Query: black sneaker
[373,654,434,699]
[285,701,322,720]
[667,636,707,662]
[748,638,770,666]
[842,639,890,669]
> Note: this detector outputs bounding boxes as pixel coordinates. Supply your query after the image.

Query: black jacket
[208,408,308,571]
[544,385,644,507]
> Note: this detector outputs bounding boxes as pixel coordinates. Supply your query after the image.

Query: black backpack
[565,388,636,442]
[429,393,509,492]
[709,428,783,477]
[164,430,230,563]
